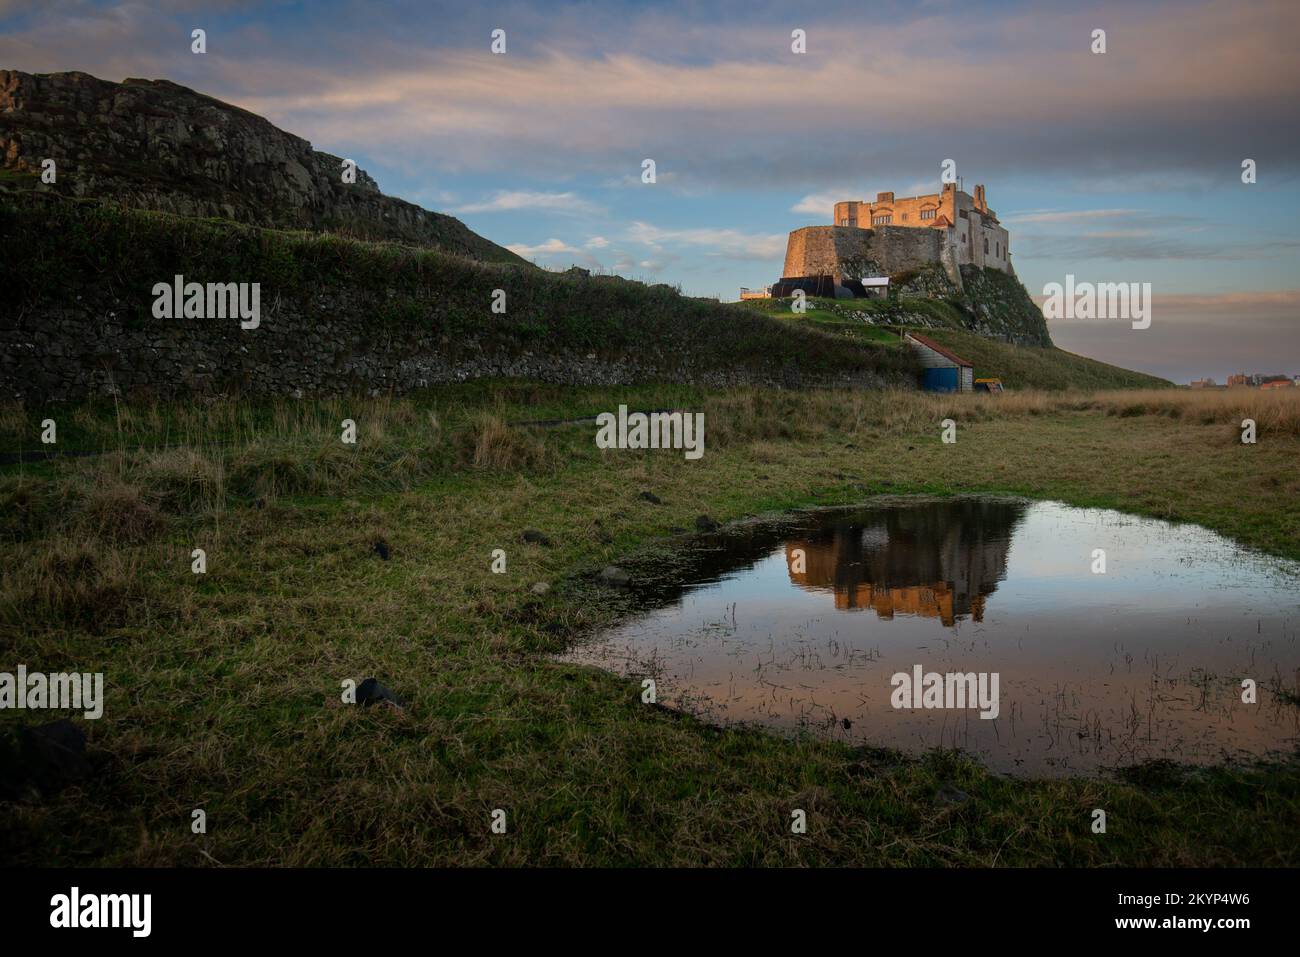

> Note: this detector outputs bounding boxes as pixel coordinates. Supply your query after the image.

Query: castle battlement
[776,180,1014,300]
[832,182,1012,275]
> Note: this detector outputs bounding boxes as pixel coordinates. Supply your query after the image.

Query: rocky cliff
[0,69,527,265]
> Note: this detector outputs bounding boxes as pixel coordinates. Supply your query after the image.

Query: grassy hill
[733,297,1171,391]
[905,326,1172,391]
[0,194,921,401]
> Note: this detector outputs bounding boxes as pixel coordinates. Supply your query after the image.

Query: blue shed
[905,333,975,393]
[922,367,961,392]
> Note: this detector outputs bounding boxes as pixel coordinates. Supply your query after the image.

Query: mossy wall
[0,197,921,401]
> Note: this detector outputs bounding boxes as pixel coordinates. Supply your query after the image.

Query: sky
[2,0,1297,383]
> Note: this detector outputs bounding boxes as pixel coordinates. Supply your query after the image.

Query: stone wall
[9,299,908,402]
[1,197,922,403]
[832,184,1013,276]
[782,225,944,281]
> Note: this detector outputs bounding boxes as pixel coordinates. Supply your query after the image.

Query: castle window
[920,208,936,221]
[872,215,892,225]
[959,209,969,219]
[901,213,908,222]
[984,237,989,254]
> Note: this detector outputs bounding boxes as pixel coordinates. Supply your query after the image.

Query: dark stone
[598,566,631,587]
[638,491,662,504]
[355,677,403,708]
[0,719,91,800]
[521,529,552,547]
[373,539,390,560]
[694,515,719,532]
[934,785,971,808]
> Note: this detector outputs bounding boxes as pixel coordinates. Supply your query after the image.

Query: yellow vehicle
[974,378,1005,394]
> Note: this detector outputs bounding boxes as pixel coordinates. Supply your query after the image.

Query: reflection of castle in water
[785,499,1026,626]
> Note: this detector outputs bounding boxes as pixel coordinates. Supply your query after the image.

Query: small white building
[861,276,890,299]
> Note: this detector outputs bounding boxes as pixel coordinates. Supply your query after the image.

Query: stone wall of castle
[782,225,949,283]
[833,184,1012,275]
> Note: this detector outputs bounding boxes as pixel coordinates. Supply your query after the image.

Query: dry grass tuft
[79,479,164,543]
[0,537,143,630]
[457,413,549,470]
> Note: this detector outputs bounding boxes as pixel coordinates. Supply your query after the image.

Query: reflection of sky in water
[564,499,1300,776]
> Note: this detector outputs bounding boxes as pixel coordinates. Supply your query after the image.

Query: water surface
[564,497,1300,775]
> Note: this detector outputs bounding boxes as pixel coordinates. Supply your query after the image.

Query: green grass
[907,326,1173,391]
[1,383,1297,866]
[731,297,1171,391]
[1,195,919,388]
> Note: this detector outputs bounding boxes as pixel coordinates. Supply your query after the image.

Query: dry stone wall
[1,198,920,402]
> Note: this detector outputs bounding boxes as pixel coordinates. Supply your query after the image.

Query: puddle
[562,497,1300,775]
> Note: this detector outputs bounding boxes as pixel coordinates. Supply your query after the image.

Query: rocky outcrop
[956,265,1052,347]
[0,69,527,265]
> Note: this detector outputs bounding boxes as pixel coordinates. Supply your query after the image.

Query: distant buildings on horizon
[1188,373,1300,389]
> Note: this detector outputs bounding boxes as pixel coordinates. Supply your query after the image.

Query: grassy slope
[910,326,1172,391]
[731,297,1171,391]
[0,196,917,388]
[1,385,1297,867]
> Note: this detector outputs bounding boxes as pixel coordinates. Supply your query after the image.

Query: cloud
[10,1,1296,192]
[790,193,839,216]
[505,238,581,258]
[626,221,785,260]
[1017,232,1300,262]
[1004,209,1144,225]
[1047,290,1300,383]
[452,190,603,216]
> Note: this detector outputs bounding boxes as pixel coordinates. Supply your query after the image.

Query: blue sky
[2,0,1297,382]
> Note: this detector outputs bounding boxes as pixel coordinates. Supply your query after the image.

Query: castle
[777,182,1013,298]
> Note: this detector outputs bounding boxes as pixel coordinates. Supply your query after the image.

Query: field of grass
[1,384,1298,866]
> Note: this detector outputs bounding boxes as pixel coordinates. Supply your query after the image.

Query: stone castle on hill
[777,181,1013,298]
